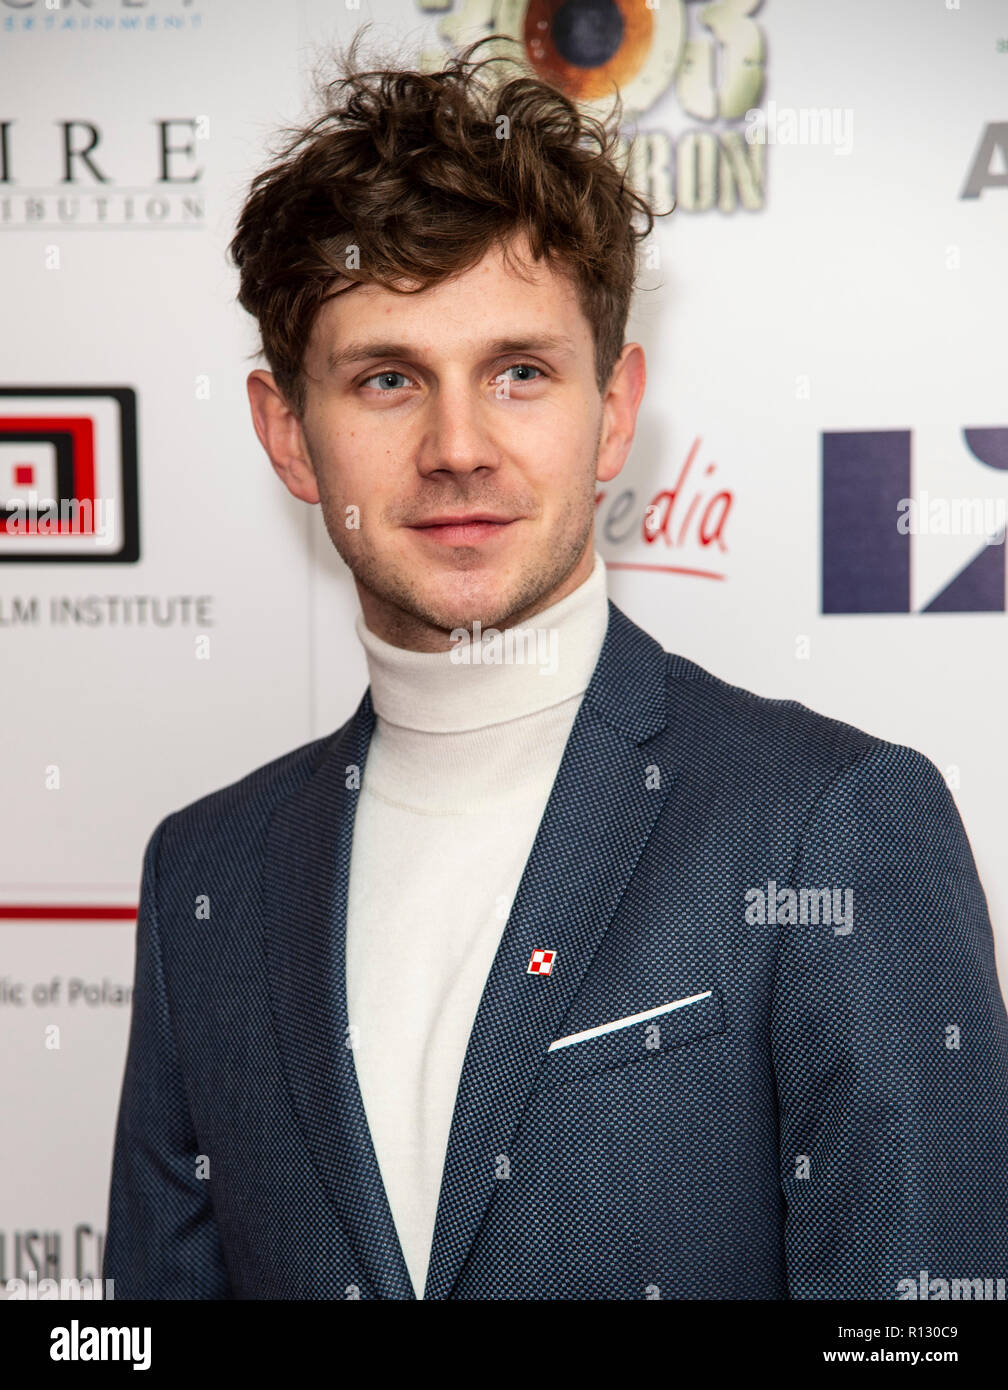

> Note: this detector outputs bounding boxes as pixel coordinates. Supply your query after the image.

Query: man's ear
[596,342,646,486]
[246,370,320,504]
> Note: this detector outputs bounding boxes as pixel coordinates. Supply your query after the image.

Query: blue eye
[365,371,410,391]
[501,363,542,382]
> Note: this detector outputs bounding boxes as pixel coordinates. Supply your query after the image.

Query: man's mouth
[408,515,518,546]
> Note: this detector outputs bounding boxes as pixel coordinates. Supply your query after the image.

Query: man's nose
[417,379,499,478]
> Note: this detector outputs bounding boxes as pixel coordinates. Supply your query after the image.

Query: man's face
[251,232,645,650]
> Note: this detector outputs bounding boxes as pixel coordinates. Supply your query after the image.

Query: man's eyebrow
[326,334,576,374]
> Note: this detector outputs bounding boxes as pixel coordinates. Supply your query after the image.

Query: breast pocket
[535,987,726,1090]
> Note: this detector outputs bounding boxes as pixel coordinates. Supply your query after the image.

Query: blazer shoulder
[152,724,342,865]
[659,647,927,791]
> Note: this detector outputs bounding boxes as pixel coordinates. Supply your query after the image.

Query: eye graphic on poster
[436,0,765,122]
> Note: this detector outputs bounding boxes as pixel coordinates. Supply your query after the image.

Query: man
[103,38,1008,1300]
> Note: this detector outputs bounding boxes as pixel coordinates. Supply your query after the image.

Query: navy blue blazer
[103,600,1008,1299]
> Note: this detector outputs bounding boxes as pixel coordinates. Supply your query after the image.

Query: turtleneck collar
[354,551,609,734]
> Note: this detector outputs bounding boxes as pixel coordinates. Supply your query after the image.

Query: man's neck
[354,550,609,735]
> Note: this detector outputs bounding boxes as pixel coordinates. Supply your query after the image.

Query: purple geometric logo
[821,428,1008,613]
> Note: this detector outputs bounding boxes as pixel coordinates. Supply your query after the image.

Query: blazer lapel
[262,688,416,1300]
[422,600,673,1300]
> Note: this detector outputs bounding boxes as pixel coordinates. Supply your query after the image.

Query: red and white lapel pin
[527,949,557,976]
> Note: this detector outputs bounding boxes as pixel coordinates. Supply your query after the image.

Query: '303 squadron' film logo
[415,0,769,214]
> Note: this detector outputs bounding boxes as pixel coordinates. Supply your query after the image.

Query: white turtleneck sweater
[345,550,609,1298]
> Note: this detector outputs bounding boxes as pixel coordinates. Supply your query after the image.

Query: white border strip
[548,990,713,1052]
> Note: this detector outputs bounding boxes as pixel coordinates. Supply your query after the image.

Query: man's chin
[408,596,517,638]
[351,572,507,643]
[351,533,588,642]
[389,562,520,627]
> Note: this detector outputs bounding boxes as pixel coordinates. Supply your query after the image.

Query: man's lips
[408,515,519,545]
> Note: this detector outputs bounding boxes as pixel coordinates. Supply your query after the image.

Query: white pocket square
[548,990,713,1052]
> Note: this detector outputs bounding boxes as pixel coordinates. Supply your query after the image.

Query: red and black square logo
[0,386,139,563]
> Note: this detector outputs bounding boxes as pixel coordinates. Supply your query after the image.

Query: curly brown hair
[229,30,661,418]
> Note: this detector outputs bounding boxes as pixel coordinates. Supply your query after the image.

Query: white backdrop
[1,0,1006,1295]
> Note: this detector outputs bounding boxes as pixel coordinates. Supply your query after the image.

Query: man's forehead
[311,245,587,365]
[327,237,574,307]
[322,330,580,375]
